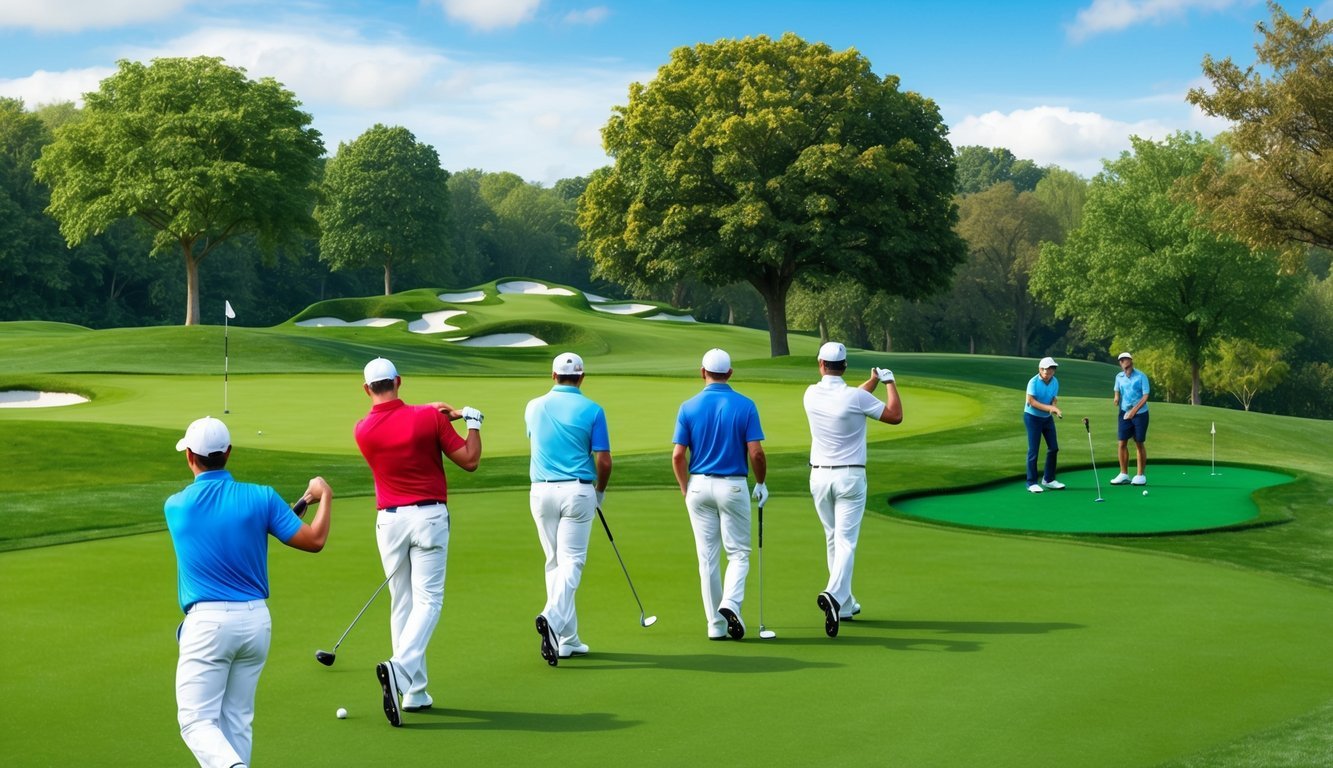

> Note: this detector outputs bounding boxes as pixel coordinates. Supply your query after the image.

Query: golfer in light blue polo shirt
[524,352,611,665]
[1112,352,1151,486]
[1022,357,1064,493]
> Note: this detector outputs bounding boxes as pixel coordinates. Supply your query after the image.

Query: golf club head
[759,629,777,639]
[1095,498,1105,503]
[641,615,658,627]
[315,650,335,666]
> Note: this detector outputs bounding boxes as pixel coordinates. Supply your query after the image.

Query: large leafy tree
[1032,133,1299,404]
[316,124,450,295]
[954,146,1045,195]
[1187,3,1333,259]
[35,57,324,325]
[578,33,964,356]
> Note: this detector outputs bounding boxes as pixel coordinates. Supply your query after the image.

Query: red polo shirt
[355,399,467,508]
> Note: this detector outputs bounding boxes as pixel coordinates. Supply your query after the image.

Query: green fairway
[893,463,1295,534]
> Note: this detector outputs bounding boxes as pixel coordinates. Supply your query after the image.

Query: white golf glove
[875,367,895,384]
[751,482,769,506]
[595,489,606,508]
[461,406,484,430]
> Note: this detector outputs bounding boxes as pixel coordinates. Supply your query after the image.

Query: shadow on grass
[403,708,638,732]
[759,619,1086,653]
[554,651,842,673]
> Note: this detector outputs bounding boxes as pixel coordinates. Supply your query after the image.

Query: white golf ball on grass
[336,707,347,719]
[1142,490,1148,496]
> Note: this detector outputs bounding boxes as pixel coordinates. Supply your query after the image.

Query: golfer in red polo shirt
[354,357,483,726]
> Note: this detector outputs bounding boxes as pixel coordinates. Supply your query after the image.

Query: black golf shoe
[817,592,841,638]
[376,661,402,727]
[719,606,745,640]
[536,615,559,667]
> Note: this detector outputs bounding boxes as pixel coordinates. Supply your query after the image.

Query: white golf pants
[810,467,867,607]
[529,481,594,645]
[176,599,270,768]
[685,474,752,636]
[376,503,449,701]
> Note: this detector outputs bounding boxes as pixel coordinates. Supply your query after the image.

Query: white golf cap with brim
[176,416,231,455]
[1118,352,1133,361]
[817,341,847,362]
[364,357,398,384]
[553,352,585,375]
[1039,356,1059,369]
[702,348,731,373]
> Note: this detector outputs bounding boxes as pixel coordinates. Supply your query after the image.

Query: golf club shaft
[596,507,650,617]
[330,565,397,652]
[1084,421,1103,498]
[758,505,765,629]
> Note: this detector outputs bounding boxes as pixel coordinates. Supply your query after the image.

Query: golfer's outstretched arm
[286,477,332,552]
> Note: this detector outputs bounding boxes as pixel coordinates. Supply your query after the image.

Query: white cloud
[949,105,1177,175]
[438,0,541,31]
[1067,0,1247,42]
[0,0,191,32]
[0,66,114,105]
[563,6,610,25]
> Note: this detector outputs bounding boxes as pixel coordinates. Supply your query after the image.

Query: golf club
[757,505,776,639]
[315,563,401,666]
[292,497,308,517]
[1083,417,1105,503]
[595,507,657,627]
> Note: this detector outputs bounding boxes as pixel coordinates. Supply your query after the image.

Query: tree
[1203,339,1289,411]
[316,124,450,295]
[1032,167,1088,236]
[954,146,1045,195]
[578,33,964,356]
[35,56,324,325]
[1187,3,1333,260]
[1031,133,1299,404]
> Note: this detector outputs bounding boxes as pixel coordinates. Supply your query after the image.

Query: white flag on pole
[225,300,236,320]
[1210,421,1215,435]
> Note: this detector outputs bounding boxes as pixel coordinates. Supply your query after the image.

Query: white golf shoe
[558,641,590,658]
[1131,475,1147,486]
[1027,483,1044,493]
[1110,473,1131,485]
[1041,480,1066,490]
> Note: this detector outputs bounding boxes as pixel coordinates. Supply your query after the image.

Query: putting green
[890,463,1295,534]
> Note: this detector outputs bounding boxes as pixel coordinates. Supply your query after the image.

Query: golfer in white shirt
[803,341,902,637]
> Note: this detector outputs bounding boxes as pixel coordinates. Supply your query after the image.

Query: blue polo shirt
[525,385,610,482]
[1115,369,1151,413]
[673,382,764,476]
[1024,374,1059,418]
[164,469,303,613]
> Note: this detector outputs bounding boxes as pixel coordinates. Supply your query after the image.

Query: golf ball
[257,430,263,435]
[336,707,347,719]
[1142,490,1149,496]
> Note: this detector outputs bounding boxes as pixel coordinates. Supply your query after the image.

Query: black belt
[701,473,745,478]
[536,478,592,484]
[810,464,865,469]
[382,499,447,513]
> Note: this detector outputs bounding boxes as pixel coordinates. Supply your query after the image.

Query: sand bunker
[295,317,403,328]
[582,291,611,303]
[408,310,467,334]
[0,390,89,408]
[591,303,656,315]
[497,280,575,296]
[438,291,486,303]
[454,333,547,347]
[645,313,697,322]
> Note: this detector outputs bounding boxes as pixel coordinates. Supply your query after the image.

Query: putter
[1083,417,1105,503]
[316,563,401,666]
[758,505,776,639]
[595,507,657,627]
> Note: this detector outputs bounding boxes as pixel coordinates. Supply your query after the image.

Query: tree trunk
[184,245,200,326]
[885,330,892,353]
[1191,359,1202,405]
[384,262,393,296]
[758,286,791,357]
[672,281,688,309]
[818,318,829,344]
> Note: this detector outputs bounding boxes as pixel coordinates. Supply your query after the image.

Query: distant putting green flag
[1211,422,1216,435]
[225,300,236,320]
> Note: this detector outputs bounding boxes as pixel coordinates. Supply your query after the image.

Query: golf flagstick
[1211,421,1217,475]
[758,504,775,639]
[1083,417,1104,502]
[223,300,235,413]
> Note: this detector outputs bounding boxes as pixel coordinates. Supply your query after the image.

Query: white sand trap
[438,291,486,303]
[454,333,547,347]
[582,291,612,303]
[645,313,697,322]
[0,390,89,408]
[591,303,656,315]
[296,317,403,328]
[497,280,575,296]
[408,310,467,334]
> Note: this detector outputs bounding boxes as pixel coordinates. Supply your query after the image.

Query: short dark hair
[821,359,847,374]
[555,374,584,386]
[192,450,228,470]
[368,378,396,395]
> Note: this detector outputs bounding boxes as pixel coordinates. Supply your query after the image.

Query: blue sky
[2,0,1325,184]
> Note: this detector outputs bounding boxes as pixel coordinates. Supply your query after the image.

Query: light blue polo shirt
[1115,369,1151,413]
[525,385,611,482]
[1024,374,1059,418]
[164,469,303,613]
[672,382,765,476]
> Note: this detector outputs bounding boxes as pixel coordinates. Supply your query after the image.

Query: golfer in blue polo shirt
[1023,356,1065,493]
[525,352,612,665]
[671,348,767,640]
[1111,351,1151,486]
[165,416,332,768]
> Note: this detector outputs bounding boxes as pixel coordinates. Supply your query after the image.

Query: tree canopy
[316,124,451,295]
[1032,133,1299,403]
[578,33,964,356]
[34,56,324,325]
[954,146,1045,195]
[1187,3,1333,260]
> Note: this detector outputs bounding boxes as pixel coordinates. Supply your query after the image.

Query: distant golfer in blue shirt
[671,348,767,640]
[1023,357,1065,493]
[1111,352,1151,486]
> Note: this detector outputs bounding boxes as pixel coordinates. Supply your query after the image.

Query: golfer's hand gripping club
[751,482,769,506]
[874,367,895,384]
[461,406,483,431]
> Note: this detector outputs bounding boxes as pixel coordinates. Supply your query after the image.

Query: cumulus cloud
[949,105,1177,175]
[1067,0,1246,42]
[0,0,191,32]
[563,6,610,25]
[0,66,114,106]
[438,0,541,31]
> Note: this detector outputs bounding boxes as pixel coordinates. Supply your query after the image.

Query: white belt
[188,599,266,613]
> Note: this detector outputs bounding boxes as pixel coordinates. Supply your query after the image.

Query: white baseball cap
[553,352,585,375]
[176,416,231,455]
[1039,356,1059,369]
[818,341,847,362]
[363,357,398,385]
[702,348,731,374]
[1118,352,1133,361]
